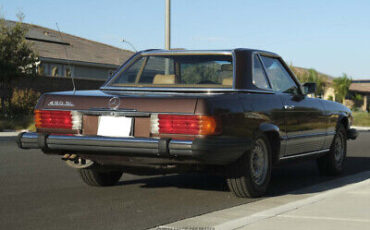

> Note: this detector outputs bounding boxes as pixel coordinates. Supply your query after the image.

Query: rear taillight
[35,110,82,130]
[151,114,220,135]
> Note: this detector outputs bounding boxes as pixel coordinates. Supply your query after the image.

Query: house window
[65,67,72,77]
[38,64,45,75]
[51,65,59,77]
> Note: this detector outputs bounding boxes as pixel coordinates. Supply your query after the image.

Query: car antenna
[55,22,76,94]
[122,38,137,52]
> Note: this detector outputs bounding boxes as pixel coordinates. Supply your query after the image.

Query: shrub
[0,88,40,119]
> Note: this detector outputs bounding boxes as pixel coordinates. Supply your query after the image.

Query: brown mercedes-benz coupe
[18,49,358,197]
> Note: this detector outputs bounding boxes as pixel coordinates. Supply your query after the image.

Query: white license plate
[97,116,133,137]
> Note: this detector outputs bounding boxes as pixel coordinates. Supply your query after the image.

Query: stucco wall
[323,86,336,101]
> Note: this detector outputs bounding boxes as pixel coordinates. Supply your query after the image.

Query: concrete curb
[0,131,20,137]
[0,130,24,141]
[155,171,370,230]
[352,126,370,132]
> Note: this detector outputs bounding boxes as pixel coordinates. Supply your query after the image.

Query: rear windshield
[109,55,233,88]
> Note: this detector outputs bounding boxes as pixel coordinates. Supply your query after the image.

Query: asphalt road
[0,133,369,230]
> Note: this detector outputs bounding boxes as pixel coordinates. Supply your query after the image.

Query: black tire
[79,165,124,187]
[317,124,347,176]
[226,134,272,198]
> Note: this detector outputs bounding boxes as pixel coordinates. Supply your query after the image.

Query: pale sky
[1,0,369,79]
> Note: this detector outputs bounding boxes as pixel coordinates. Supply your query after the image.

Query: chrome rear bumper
[17,132,250,165]
[18,132,191,156]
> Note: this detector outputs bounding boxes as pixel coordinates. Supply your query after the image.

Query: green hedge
[0,88,39,131]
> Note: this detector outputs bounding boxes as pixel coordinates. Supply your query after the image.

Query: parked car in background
[18,49,358,198]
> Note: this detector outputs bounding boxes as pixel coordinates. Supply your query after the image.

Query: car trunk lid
[36,90,208,138]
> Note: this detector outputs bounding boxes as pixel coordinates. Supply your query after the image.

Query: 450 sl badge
[47,100,75,107]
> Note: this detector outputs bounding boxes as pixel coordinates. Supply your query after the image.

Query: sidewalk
[239,176,370,230]
[156,171,370,230]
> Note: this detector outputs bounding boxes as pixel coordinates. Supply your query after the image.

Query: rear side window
[252,55,270,90]
[260,56,298,94]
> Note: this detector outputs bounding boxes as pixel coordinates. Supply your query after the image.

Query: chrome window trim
[101,52,143,88]
[100,87,275,94]
[232,50,237,89]
[252,53,272,90]
[237,89,275,94]
[101,90,227,96]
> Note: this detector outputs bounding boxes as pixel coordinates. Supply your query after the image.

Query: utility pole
[165,0,171,50]
[165,0,171,74]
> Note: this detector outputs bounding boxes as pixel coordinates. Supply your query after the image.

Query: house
[323,86,336,101]
[5,20,133,80]
[349,80,370,112]
[289,66,335,100]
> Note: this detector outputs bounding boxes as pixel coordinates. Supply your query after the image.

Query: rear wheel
[227,134,272,198]
[79,165,124,186]
[317,124,347,176]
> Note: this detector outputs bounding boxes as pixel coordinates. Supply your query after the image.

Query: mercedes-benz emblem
[108,97,120,110]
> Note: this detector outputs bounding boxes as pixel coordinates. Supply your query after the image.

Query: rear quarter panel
[200,92,284,139]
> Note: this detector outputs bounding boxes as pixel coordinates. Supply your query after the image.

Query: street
[0,133,369,230]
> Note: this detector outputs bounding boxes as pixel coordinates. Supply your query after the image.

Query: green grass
[352,111,370,127]
[0,115,35,131]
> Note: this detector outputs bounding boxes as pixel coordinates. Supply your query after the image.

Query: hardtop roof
[140,48,279,57]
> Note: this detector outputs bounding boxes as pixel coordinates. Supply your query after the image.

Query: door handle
[284,105,295,110]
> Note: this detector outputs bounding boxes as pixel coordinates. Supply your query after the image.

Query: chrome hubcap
[250,139,268,186]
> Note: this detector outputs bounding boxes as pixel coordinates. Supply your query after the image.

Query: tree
[290,66,326,97]
[353,93,363,102]
[0,13,38,115]
[333,73,352,103]
[306,69,326,96]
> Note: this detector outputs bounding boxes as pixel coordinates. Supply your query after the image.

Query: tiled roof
[5,20,133,66]
[350,83,370,93]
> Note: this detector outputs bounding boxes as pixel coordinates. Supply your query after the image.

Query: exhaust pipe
[62,154,94,169]
[61,154,77,161]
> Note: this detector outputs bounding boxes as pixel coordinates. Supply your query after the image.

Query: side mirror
[303,82,316,95]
